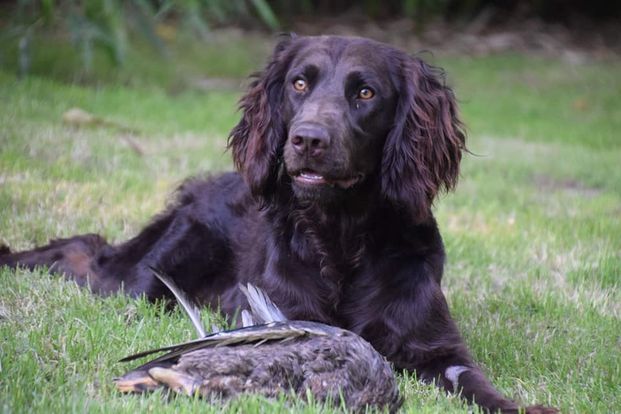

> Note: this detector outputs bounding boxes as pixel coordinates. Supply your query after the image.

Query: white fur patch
[445,365,470,392]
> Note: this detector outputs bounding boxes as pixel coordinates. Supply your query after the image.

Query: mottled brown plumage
[116,321,401,412]
[115,276,401,412]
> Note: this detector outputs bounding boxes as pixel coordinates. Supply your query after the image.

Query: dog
[0,35,557,413]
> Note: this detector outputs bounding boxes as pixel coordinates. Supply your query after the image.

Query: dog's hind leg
[0,233,110,290]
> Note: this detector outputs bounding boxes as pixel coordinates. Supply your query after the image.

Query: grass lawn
[0,34,620,413]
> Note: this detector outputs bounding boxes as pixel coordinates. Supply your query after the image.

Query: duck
[115,268,402,413]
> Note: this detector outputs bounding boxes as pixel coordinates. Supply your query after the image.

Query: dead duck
[115,268,402,413]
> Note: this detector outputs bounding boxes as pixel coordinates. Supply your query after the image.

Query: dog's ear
[228,36,295,201]
[381,55,466,222]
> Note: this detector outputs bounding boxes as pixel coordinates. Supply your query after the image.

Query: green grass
[1,36,620,413]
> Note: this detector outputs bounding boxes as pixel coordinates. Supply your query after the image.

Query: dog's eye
[358,87,375,100]
[293,78,308,92]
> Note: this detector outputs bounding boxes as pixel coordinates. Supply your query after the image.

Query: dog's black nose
[290,125,330,157]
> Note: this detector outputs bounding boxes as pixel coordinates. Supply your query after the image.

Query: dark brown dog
[0,35,557,413]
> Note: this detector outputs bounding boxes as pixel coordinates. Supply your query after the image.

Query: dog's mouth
[292,170,364,189]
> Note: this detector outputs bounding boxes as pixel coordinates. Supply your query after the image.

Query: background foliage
[2,0,619,74]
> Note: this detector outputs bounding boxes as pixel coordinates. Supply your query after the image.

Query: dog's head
[228,35,465,222]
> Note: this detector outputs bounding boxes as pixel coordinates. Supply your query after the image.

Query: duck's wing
[119,321,325,368]
[122,270,330,368]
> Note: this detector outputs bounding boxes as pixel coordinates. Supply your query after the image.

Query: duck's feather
[149,266,206,337]
[239,283,286,323]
